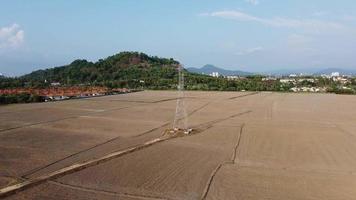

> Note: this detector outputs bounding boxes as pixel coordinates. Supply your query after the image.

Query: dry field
[0,91,356,200]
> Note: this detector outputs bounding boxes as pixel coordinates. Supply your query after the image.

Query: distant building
[321,74,331,79]
[51,82,61,86]
[290,87,299,92]
[290,87,325,93]
[331,72,340,77]
[280,79,295,83]
[289,74,297,78]
[262,77,277,81]
[226,75,239,80]
[298,78,315,83]
[210,72,219,77]
[333,76,350,84]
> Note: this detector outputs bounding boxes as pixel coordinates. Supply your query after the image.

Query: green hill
[3,52,182,89]
[0,51,297,93]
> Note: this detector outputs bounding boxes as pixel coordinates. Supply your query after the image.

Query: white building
[321,74,331,79]
[210,72,219,77]
[262,77,277,81]
[333,76,350,84]
[298,78,315,83]
[280,79,295,83]
[51,82,61,86]
[331,72,340,77]
[226,75,239,80]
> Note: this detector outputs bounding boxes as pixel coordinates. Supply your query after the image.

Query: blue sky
[1,0,356,76]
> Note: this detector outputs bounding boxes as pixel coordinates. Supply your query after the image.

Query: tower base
[163,128,194,137]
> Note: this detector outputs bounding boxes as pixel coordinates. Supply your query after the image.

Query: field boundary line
[0,138,167,198]
[22,122,170,178]
[23,101,212,177]
[200,123,245,200]
[2,111,250,198]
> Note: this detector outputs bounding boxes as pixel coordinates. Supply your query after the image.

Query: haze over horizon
[1,0,356,76]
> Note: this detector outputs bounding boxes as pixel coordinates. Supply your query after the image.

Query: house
[51,82,61,86]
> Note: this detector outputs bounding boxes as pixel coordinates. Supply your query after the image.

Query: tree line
[1,51,356,104]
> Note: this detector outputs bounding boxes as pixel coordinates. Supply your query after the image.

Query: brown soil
[1,91,356,199]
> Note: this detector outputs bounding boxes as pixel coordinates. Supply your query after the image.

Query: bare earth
[0,91,356,200]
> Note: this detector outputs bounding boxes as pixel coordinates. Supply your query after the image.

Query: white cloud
[0,24,25,49]
[236,46,263,55]
[245,0,259,5]
[207,10,348,34]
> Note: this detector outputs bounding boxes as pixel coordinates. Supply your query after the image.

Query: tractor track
[0,96,203,135]
[0,138,167,198]
[108,97,180,103]
[0,96,186,135]
[50,181,171,200]
[20,124,165,178]
[0,106,133,135]
[229,92,259,100]
[1,92,255,198]
[22,101,212,177]
[133,101,211,138]
[0,110,251,199]
[194,111,250,131]
[0,90,255,135]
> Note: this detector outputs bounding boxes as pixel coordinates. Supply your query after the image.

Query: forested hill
[2,52,182,89]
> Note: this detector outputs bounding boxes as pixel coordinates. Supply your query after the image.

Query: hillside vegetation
[1,52,355,97]
[16,52,180,89]
[0,52,283,92]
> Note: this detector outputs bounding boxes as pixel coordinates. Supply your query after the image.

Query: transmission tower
[173,64,188,130]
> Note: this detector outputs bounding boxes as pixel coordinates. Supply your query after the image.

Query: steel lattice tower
[173,64,188,130]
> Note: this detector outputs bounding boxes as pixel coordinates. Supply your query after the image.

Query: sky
[1,0,356,76]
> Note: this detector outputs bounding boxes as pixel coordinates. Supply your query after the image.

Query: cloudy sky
[1,0,356,76]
